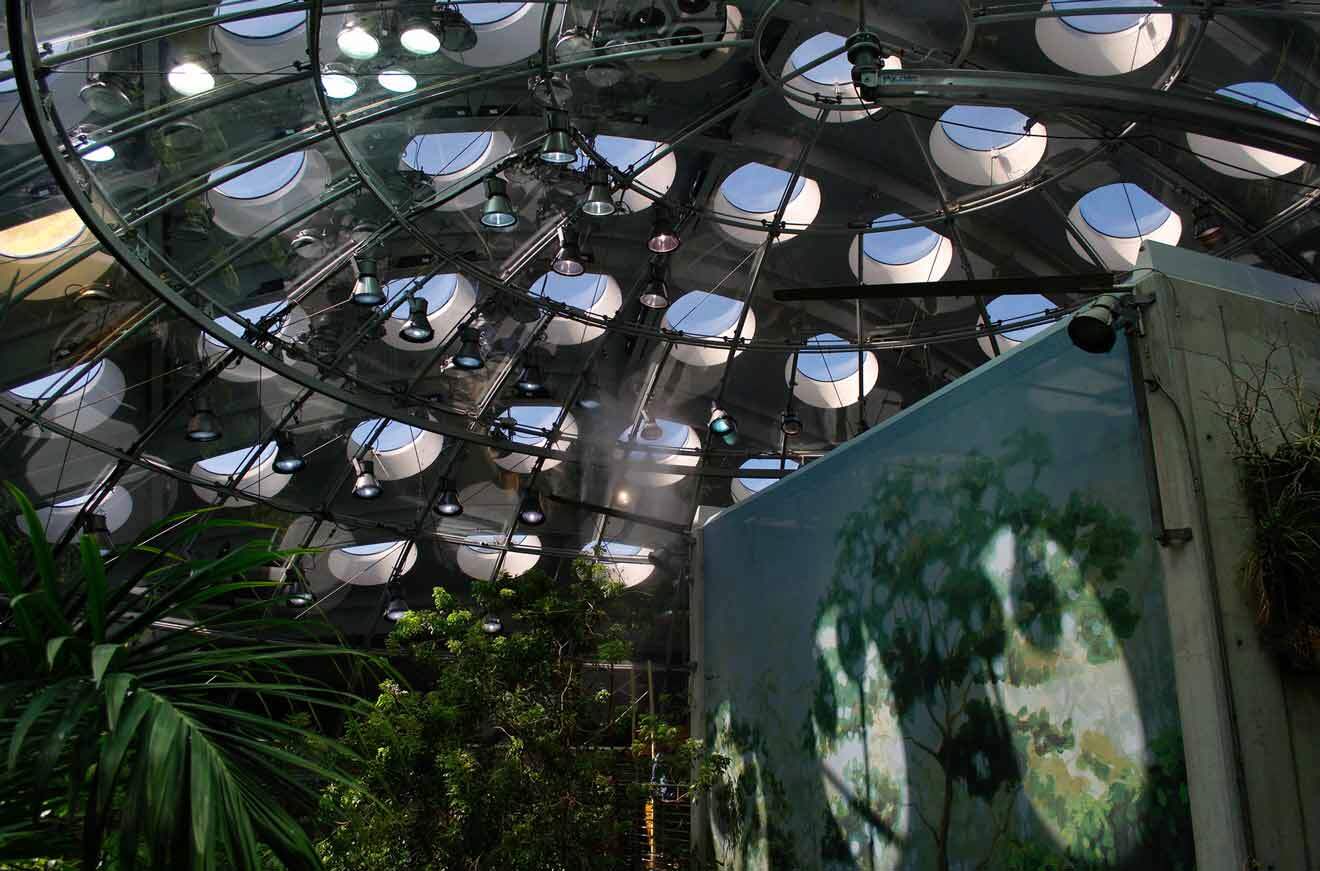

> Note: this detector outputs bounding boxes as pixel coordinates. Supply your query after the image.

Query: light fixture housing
[481,176,517,229]
[383,581,409,622]
[434,478,463,517]
[780,410,803,438]
[400,17,441,55]
[71,125,114,163]
[83,513,112,557]
[351,458,382,499]
[648,210,681,254]
[481,614,503,634]
[167,54,216,97]
[438,6,478,51]
[400,295,434,343]
[452,326,485,370]
[709,404,738,446]
[1067,294,1123,355]
[337,19,380,60]
[639,264,670,310]
[351,256,385,306]
[540,110,577,165]
[320,62,358,99]
[552,231,586,277]
[272,429,305,474]
[1194,205,1227,250]
[518,488,546,526]
[581,165,616,217]
[79,72,135,115]
[640,411,664,442]
[515,362,546,396]
[186,396,221,442]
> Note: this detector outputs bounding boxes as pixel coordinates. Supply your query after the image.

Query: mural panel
[701,326,1194,869]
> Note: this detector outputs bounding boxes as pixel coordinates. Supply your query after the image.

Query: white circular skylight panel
[386,274,459,321]
[211,153,306,200]
[493,405,575,473]
[720,163,805,214]
[790,334,879,409]
[576,135,656,172]
[1036,0,1170,77]
[5,359,123,436]
[732,457,799,504]
[797,333,860,381]
[328,539,417,585]
[351,419,425,453]
[978,294,1056,357]
[457,533,540,580]
[1078,183,1169,238]
[460,2,527,24]
[204,301,285,347]
[10,361,104,400]
[215,0,305,38]
[348,418,444,480]
[618,418,699,486]
[931,107,1047,186]
[581,541,653,588]
[940,106,1028,151]
[532,272,607,310]
[21,485,134,543]
[531,272,621,345]
[662,291,755,367]
[1057,0,1151,33]
[787,32,852,85]
[401,132,493,176]
[863,215,941,265]
[198,441,276,476]
[0,210,88,260]
[572,135,673,213]
[620,417,689,458]
[378,69,417,93]
[1187,82,1317,179]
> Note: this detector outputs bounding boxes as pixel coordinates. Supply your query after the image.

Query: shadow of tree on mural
[711,431,1194,870]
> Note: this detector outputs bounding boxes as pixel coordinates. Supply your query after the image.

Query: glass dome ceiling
[1,0,1316,643]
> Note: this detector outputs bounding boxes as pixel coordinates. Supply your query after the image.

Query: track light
[576,380,602,410]
[288,587,315,608]
[383,581,409,622]
[518,488,546,526]
[581,165,616,217]
[481,614,503,634]
[320,62,358,99]
[648,210,681,254]
[400,295,434,343]
[515,361,546,396]
[552,230,586,277]
[437,6,478,51]
[337,18,379,60]
[351,256,384,306]
[1194,204,1227,250]
[639,263,670,310]
[452,326,485,370]
[167,54,216,96]
[400,16,441,55]
[83,513,112,557]
[540,110,577,165]
[286,564,315,607]
[781,410,803,438]
[640,411,664,441]
[272,429,305,473]
[434,478,463,517]
[186,396,221,442]
[481,176,517,229]
[709,404,738,446]
[1067,294,1123,355]
[351,458,382,499]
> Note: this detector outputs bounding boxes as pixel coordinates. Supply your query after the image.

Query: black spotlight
[1067,294,1123,355]
[481,613,503,634]
[287,580,315,608]
[640,411,664,441]
[648,210,681,254]
[639,263,670,310]
[552,230,586,277]
[186,396,221,442]
[83,513,113,557]
[351,458,382,499]
[581,165,616,217]
[351,256,385,306]
[437,6,478,51]
[383,581,410,622]
[576,380,602,410]
[1194,205,1227,250]
[518,487,546,526]
[481,176,517,229]
[272,429,305,474]
[781,410,803,438]
[540,110,577,165]
[452,326,485,370]
[846,30,885,101]
[515,361,546,396]
[434,478,463,517]
[400,295,434,343]
[709,404,738,446]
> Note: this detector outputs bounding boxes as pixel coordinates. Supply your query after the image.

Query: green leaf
[96,691,151,816]
[9,680,67,772]
[104,673,132,730]
[0,531,23,599]
[5,483,66,626]
[92,644,122,687]
[80,536,108,643]
[45,635,73,670]
[189,729,215,871]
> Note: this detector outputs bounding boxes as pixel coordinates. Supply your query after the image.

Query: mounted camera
[846,30,885,102]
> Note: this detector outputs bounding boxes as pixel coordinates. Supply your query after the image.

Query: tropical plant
[0,484,381,871]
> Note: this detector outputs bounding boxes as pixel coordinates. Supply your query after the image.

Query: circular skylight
[215,0,305,38]
[351,419,425,452]
[340,540,405,556]
[619,417,692,460]
[939,106,1029,151]
[1077,183,1170,239]
[0,209,87,259]
[386,274,459,321]
[985,294,1056,343]
[863,214,942,266]
[531,272,608,310]
[198,442,276,476]
[10,361,104,400]
[662,291,744,336]
[581,541,654,587]
[1218,81,1312,122]
[211,153,306,200]
[401,132,493,176]
[720,163,806,214]
[329,539,417,584]
[460,2,527,25]
[204,301,285,347]
[465,533,535,555]
[786,32,852,86]
[797,334,859,382]
[736,457,800,497]
[1057,0,1155,34]
[573,135,657,173]
[505,405,562,448]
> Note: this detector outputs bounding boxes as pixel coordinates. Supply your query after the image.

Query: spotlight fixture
[518,487,546,526]
[377,68,417,93]
[287,585,315,608]
[576,379,602,410]
[1194,204,1227,250]
[186,396,221,442]
[481,176,517,229]
[581,166,616,217]
[320,62,358,99]
[337,18,379,60]
[383,581,409,622]
[79,72,134,115]
[272,429,305,474]
[709,403,738,446]
[1067,294,1123,355]
[351,256,384,306]
[452,326,485,370]
[515,361,546,396]
[167,54,216,97]
[639,263,670,310]
[481,614,503,634]
[400,16,441,55]
[489,415,516,458]
[640,411,664,441]
[351,458,382,499]
[434,478,463,517]
[552,230,586,277]
[554,26,593,62]
[846,30,884,101]
[83,513,113,557]
[70,125,114,163]
[781,410,803,438]
[400,295,435,343]
[648,209,681,254]
[437,6,478,51]
[540,110,577,165]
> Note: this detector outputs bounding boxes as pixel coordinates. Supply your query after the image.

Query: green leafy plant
[0,484,381,871]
